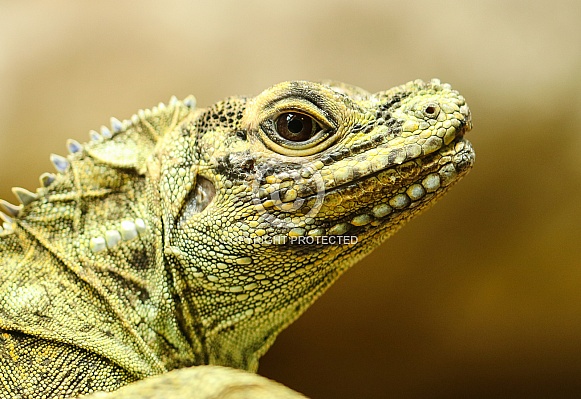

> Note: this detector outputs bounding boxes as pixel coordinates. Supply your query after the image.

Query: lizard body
[0,79,474,398]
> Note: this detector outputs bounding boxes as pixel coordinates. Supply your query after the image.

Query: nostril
[423,104,439,117]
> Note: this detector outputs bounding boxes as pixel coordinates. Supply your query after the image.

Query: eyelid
[266,98,335,131]
[247,88,344,156]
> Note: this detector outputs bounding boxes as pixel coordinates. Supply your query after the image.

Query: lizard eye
[275,112,322,142]
[262,110,333,155]
[255,93,338,155]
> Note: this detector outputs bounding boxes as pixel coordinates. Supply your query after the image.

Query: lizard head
[161,79,474,369]
[0,78,473,378]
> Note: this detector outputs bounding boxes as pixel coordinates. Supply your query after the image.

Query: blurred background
[1,0,580,397]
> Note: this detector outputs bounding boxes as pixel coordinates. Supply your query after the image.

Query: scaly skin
[0,79,473,398]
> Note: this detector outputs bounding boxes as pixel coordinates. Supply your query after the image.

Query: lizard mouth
[311,135,474,237]
[324,135,472,196]
[247,134,474,244]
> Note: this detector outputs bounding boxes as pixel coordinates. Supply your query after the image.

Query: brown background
[1,1,580,398]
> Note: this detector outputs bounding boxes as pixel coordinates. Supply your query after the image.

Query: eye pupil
[287,118,304,134]
[276,112,319,142]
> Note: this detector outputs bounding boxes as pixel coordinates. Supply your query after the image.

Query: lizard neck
[164,235,365,372]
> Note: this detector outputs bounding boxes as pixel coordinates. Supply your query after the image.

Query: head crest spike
[50,154,70,173]
[90,130,102,141]
[0,211,13,224]
[169,95,178,106]
[67,139,83,154]
[183,95,196,109]
[110,117,123,133]
[12,187,38,206]
[100,126,112,139]
[39,173,56,188]
[0,199,22,217]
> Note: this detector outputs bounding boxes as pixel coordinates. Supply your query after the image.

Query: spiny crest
[0,94,197,236]
[0,210,14,235]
